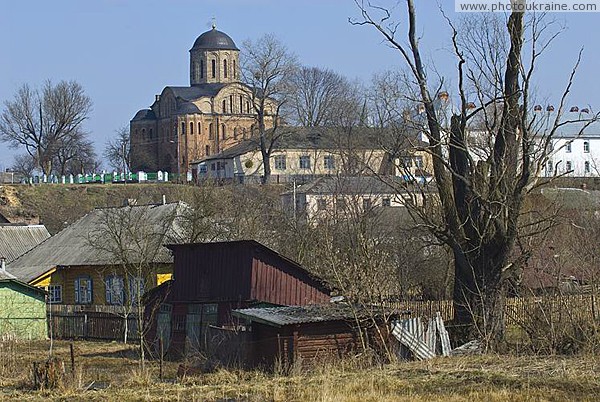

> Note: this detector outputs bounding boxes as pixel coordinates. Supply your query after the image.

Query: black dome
[191,28,239,51]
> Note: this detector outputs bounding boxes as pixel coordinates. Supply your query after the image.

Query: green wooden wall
[0,282,46,340]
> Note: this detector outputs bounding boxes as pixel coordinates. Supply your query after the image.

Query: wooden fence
[47,309,140,342]
[385,294,600,325]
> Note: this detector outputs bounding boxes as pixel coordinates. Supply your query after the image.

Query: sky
[1,0,599,171]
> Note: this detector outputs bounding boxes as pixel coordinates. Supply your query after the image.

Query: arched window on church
[222,99,227,113]
[221,124,227,140]
[233,60,236,78]
[205,145,210,156]
[223,59,228,78]
[181,121,185,135]
[200,59,204,79]
[209,123,214,140]
[242,127,247,139]
[211,59,216,78]
[190,122,194,135]
[246,101,251,113]
[229,95,233,113]
[233,127,238,140]
[149,128,153,139]
[198,122,201,135]
[141,128,145,138]
[239,95,243,113]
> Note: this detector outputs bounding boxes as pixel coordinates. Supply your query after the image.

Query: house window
[584,141,590,153]
[105,275,125,306]
[299,155,311,169]
[362,198,372,211]
[566,141,572,153]
[211,59,216,78]
[546,160,553,175]
[129,277,145,305]
[585,161,591,173]
[566,161,572,171]
[223,59,228,78]
[74,276,93,305]
[414,156,424,169]
[190,122,194,135]
[382,198,391,207]
[403,157,413,168]
[317,198,327,211]
[274,155,287,170]
[48,285,62,304]
[324,155,335,170]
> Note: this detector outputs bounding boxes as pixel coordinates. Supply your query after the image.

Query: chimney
[162,195,167,205]
[155,95,161,102]
[0,257,6,273]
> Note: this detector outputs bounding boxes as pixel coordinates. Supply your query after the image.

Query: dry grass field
[1,340,599,401]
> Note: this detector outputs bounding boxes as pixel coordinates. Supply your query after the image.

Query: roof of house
[0,225,51,263]
[167,240,331,294]
[192,127,425,164]
[0,269,46,295]
[8,202,189,283]
[233,304,391,328]
[282,176,427,196]
[0,269,16,280]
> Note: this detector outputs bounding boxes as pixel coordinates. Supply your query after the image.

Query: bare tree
[241,34,298,184]
[287,66,357,127]
[104,126,131,173]
[53,130,100,176]
[0,80,93,175]
[352,1,599,346]
[11,154,38,177]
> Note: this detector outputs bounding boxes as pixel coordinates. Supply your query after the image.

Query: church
[130,25,273,175]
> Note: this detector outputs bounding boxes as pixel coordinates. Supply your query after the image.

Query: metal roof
[131,109,156,121]
[0,225,50,263]
[8,202,190,283]
[233,304,390,328]
[166,84,226,101]
[0,269,16,280]
[283,176,421,196]
[191,28,239,51]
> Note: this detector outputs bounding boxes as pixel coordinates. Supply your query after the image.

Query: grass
[1,340,599,401]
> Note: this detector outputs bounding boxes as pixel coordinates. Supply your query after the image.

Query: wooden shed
[0,270,47,340]
[144,240,331,358]
[231,304,395,369]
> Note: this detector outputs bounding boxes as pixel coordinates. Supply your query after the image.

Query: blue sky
[1,0,599,170]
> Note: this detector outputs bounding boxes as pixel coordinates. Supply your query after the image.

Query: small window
[239,95,244,113]
[546,160,553,175]
[48,285,62,304]
[246,101,251,113]
[403,157,412,168]
[181,121,185,135]
[211,163,216,171]
[206,145,210,156]
[209,123,214,140]
[105,275,125,306]
[584,141,590,153]
[200,59,204,79]
[414,156,424,169]
[221,124,227,140]
[229,95,233,113]
[299,155,311,169]
[382,198,391,207]
[198,122,202,135]
[211,59,216,78]
[317,198,327,211]
[222,100,227,113]
[362,198,372,211]
[566,141,572,153]
[274,155,287,170]
[129,277,145,306]
[585,161,591,173]
[74,276,93,305]
[233,59,237,78]
[233,127,238,140]
[566,161,572,171]
[190,122,194,135]
[324,155,335,170]
[149,128,153,139]
[223,59,228,78]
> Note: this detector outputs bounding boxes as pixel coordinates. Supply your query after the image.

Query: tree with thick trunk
[354,1,598,346]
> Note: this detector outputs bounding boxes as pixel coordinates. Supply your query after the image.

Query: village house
[130,25,276,175]
[0,265,46,340]
[7,202,189,307]
[143,240,331,358]
[191,127,432,184]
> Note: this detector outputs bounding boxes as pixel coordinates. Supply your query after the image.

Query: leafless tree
[287,66,358,127]
[53,130,100,176]
[352,1,599,346]
[241,34,298,184]
[11,153,38,177]
[0,80,93,175]
[104,126,131,173]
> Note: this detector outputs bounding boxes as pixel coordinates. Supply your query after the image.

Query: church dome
[191,27,239,51]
